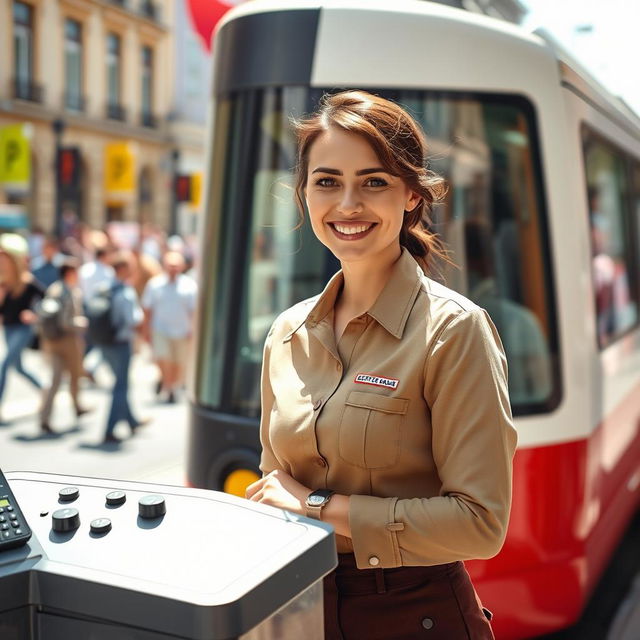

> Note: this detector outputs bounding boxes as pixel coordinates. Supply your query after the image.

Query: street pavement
[0,338,188,486]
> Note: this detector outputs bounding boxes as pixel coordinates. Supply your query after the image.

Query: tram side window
[583,133,639,348]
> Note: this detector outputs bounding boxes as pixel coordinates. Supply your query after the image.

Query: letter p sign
[0,125,31,186]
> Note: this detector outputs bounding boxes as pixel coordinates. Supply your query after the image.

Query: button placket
[309,356,343,477]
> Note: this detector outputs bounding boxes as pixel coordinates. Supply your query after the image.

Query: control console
[0,472,336,640]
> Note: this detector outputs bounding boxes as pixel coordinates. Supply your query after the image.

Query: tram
[187,2,640,638]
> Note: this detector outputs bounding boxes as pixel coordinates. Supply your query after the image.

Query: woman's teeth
[333,223,373,235]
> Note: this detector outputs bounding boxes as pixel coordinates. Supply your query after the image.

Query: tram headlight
[223,469,261,497]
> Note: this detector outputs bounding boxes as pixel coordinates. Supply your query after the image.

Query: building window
[106,32,125,120]
[141,45,155,126]
[13,1,39,101]
[64,18,83,111]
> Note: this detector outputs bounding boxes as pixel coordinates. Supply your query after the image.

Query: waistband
[332,553,462,596]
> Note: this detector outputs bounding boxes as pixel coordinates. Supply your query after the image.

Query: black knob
[138,495,166,519]
[59,487,79,502]
[52,508,80,533]
[106,491,126,506]
[90,518,112,534]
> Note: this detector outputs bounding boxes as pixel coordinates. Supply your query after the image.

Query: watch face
[308,495,325,506]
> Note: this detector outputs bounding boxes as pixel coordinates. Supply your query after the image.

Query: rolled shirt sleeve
[349,308,517,569]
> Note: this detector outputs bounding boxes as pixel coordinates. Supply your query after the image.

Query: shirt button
[422,618,434,630]
[313,399,323,411]
[368,556,380,566]
[315,457,327,467]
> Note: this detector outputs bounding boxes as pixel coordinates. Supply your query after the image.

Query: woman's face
[305,127,420,267]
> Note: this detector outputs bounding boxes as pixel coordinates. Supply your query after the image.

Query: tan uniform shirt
[259,249,517,570]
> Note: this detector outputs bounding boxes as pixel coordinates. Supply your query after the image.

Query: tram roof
[217,0,640,131]
[218,0,542,46]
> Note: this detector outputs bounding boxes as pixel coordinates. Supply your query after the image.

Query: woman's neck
[338,245,401,316]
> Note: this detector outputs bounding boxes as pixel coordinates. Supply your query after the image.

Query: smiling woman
[246,91,517,639]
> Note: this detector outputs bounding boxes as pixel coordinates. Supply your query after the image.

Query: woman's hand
[245,469,310,515]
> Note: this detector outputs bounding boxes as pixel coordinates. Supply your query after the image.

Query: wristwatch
[305,489,335,520]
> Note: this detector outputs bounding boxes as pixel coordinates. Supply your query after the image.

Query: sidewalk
[0,338,188,486]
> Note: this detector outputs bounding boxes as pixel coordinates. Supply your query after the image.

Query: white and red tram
[187,2,640,637]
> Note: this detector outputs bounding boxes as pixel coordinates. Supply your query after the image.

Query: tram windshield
[195,88,559,418]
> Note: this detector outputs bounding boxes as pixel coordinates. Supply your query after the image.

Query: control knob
[138,495,166,519]
[52,508,80,533]
[58,486,79,502]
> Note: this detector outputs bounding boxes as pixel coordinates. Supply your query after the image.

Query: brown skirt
[323,554,494,640]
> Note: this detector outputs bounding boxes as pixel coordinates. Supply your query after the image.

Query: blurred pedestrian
[101,252,148,444]
[79,246,114,301]
[142,251,197,403]
[31,235,61,290]
[79,246,114,381]
[26,224,45,262]
[0,234,44,423]
[131,249,162,300]
[38,258,92,434]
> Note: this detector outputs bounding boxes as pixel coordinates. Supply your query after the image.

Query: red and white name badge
[354,373,399,390]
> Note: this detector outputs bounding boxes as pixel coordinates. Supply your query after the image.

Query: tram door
[188,84,558,496]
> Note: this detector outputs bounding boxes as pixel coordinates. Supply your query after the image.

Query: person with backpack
[98,252,148,444]
[38,258,92,434]
[79,245,114,382]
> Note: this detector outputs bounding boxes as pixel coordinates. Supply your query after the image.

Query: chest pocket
[339,391,409,469]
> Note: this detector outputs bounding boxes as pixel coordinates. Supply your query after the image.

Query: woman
[0,233,44,424]
[246,91,517,639]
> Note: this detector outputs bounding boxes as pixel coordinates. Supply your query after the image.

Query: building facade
[0,0,175,234]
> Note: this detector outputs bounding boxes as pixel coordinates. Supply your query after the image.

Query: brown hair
[293,90,449,274]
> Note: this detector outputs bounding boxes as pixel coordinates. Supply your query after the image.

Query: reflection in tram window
[195,89,559,417]
[465,221,552,405]
[584,135,638,348]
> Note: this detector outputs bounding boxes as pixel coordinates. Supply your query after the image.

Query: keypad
[0,500,25,537]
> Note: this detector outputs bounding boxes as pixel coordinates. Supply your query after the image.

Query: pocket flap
[345,391,408,415]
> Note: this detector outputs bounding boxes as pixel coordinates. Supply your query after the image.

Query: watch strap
[305,489,335,520]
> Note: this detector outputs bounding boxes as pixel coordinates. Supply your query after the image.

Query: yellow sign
[104,142,135,193]
[190,172,202,208]
[0,125,31,187]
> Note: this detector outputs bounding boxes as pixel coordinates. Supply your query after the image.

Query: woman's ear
[405,190,422,213]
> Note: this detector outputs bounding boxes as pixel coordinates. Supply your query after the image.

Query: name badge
[354,373,399,390]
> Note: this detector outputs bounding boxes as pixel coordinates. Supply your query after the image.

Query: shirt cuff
[349,495,405,569]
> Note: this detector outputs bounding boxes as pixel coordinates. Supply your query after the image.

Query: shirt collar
[367,249,423,339]
[285,249,423,341]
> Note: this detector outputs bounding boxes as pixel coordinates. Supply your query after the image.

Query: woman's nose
[337,188,363,215]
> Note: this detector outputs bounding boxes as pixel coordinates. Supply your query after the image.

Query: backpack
[85,282,123,345]
[36,283,67,340]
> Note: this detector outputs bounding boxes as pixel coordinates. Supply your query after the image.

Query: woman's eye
[316,177,337,187]
[366,177,388,187]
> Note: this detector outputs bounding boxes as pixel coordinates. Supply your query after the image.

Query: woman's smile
[328,221,378,240]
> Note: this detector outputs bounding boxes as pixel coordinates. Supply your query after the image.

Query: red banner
[186,0,245,51]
